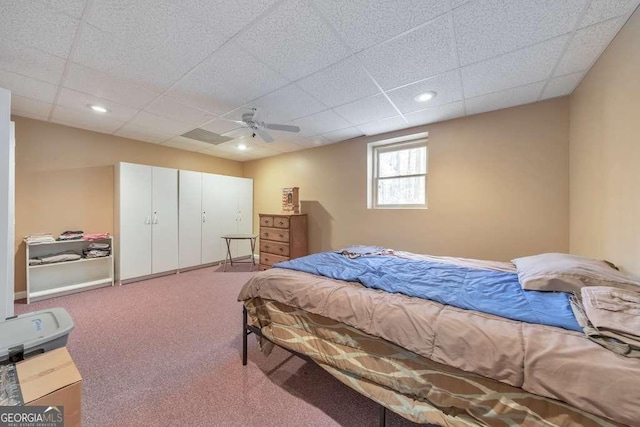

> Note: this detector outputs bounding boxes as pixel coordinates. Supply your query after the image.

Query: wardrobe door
[178,170,202,269]
[119,163,152,280]
[235,177,254,257]
[203,174,237,263]
[151,167,178,274]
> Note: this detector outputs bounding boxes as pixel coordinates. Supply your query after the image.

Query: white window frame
[367,132,429,210]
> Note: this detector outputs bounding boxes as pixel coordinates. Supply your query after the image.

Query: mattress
[238,266,640,426]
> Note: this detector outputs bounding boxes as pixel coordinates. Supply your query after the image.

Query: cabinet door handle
[153,213,158,224]
[202,213,206,223]
[145,216,151,225]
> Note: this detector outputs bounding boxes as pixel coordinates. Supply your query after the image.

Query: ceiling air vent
[180,128,233,145]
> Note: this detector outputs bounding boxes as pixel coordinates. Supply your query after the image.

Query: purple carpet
[16,267,422,426]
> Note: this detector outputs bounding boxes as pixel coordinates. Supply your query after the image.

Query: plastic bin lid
[0,308,74,357]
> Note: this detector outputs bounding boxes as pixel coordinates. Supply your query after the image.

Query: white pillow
[512,253,640,294]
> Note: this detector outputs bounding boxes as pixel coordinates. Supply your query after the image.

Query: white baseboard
[14,291,26,300]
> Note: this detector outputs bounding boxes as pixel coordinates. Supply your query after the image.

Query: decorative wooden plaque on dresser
[259,213,308,270]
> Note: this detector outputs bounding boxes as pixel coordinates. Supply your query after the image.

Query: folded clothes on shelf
[83,249,111,258]
[84,232,111,241]
[87,242,110,250]
[29,250,82,265]
[24,233,56,244]
[57,230,84,241]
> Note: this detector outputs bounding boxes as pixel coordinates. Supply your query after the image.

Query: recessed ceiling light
[237,143,247,151]
[88,104,109,113]
[414,91,437,103]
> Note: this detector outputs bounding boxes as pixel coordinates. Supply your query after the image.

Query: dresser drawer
[260,216,273,227]
[260,227,289,243]
[260,252,289,266]
[260,240,290,256]
[272,216,290,229]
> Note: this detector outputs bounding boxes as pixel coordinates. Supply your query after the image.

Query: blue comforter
[274,252,581,332]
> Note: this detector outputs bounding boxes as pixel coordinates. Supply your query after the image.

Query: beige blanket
[579,286,640,357]
[239,267,640,426]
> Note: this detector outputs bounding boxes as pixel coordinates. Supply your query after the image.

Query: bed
[238,249,640,426]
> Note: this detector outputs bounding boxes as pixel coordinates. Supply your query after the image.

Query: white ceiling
[1,0,638,161]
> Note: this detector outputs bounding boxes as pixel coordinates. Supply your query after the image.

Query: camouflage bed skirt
[244,298,621,427]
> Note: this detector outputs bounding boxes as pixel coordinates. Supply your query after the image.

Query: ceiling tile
[290,110,352,136]
[248,84,328,123]
[320,127,364,143]
[144,96,215,127]
[541,72,585,99]
[386,70,462,114]
[465,82,545,116]
[357,15,457,90]
[0,70,58,102]
[0,39,66,84]
[10,95,53,119]
[129,111,196,135]
[163,74,242,115]
[114,123,174,144]
[405,101,466,126]
[294,135,333,148]
[63,63,160,109]
[333,94,398,125]
[74,23,209,93]
[451,0,473,8]
[43,0,87,18]
[0,1,80,58]
[295,57,379,108]
[188,41,290,103]
[176,0,278,40]
[200,119,243,135]
[51,105,126,133]
[233,0,351,80]
[554,17,626,76]
[161,136,216,152]
[310,0,449,51]
[87,0,223,50]
[579,0,640,28]
[56,88,140,121]
[453,0,585,66]
[357,115,410,136]
[461,35,568,98]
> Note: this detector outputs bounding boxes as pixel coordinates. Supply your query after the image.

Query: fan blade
[265,123,300,133]
[255,128,275,143]
[216,117,246,125]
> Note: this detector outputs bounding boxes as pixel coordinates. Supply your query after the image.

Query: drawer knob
[264,245,269,250]
[279,248,283,252]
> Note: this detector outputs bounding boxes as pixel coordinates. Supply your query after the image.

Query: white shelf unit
[26,238,114,303]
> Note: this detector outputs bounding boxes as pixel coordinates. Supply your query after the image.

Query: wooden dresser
[259,214,308,270]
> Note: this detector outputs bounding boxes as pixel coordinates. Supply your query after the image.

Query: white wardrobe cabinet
[116,163,178,282]
[179,171,253,268]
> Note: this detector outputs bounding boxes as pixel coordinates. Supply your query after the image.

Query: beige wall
[13,116,243,293]
[244,98,570,261]
[569,10,640,277]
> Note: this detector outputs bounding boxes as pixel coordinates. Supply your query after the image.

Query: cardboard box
[2,347,82,427]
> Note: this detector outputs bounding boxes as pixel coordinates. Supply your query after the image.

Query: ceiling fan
[219,108,300,143]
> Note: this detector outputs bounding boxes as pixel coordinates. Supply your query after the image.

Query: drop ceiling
[1,0,638,161]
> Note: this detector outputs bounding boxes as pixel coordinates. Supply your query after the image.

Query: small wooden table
[221,234,258,272]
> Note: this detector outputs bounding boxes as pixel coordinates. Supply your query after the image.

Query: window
[367,133,428,209]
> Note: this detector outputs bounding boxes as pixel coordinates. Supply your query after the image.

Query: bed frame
[241,306,389,427]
